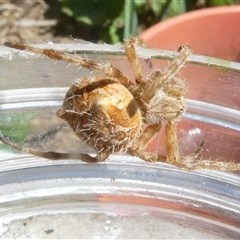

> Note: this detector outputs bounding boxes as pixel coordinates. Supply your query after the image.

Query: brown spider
[1,37,240,171]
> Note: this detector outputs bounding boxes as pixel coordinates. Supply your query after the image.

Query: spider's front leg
[4,42,132,88]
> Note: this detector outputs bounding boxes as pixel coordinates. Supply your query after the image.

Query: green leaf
[207,0,236,6]
[59,0,124,25]
[76,16,93,25]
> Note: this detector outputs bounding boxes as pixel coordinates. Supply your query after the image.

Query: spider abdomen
[57,76,142,161]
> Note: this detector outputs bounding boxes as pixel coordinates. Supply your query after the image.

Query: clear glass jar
[0,42,239,239]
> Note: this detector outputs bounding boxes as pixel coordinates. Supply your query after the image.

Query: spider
[1,37,239,171]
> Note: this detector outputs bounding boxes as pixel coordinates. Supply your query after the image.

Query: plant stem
[124,0,138,40]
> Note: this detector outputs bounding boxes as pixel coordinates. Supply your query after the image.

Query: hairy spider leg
[165,121,205,169]
[124,37,145,84]
[4,42,132,87]
[165,122,240,170]
[140,45,192,102]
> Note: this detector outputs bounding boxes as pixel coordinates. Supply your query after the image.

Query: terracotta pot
[140,6,240,62]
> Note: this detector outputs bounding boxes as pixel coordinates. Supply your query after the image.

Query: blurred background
[0,0,239,45]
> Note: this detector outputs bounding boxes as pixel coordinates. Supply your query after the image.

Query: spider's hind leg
[0,136,107,163]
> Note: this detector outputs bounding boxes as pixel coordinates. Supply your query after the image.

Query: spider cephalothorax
[1,37,239,171]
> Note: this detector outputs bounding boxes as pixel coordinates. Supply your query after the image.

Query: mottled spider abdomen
[57,76,142,161]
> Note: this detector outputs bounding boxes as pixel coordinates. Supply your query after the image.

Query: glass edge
[1,43,240,73]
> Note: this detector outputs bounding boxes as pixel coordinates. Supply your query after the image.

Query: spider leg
[4,42,131,87]
[0,136,107,163]
[140,45,192,102]
[165,122,240,171]
[165,121,206,168]
[129,124,167,162]
[124,37,145,84]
